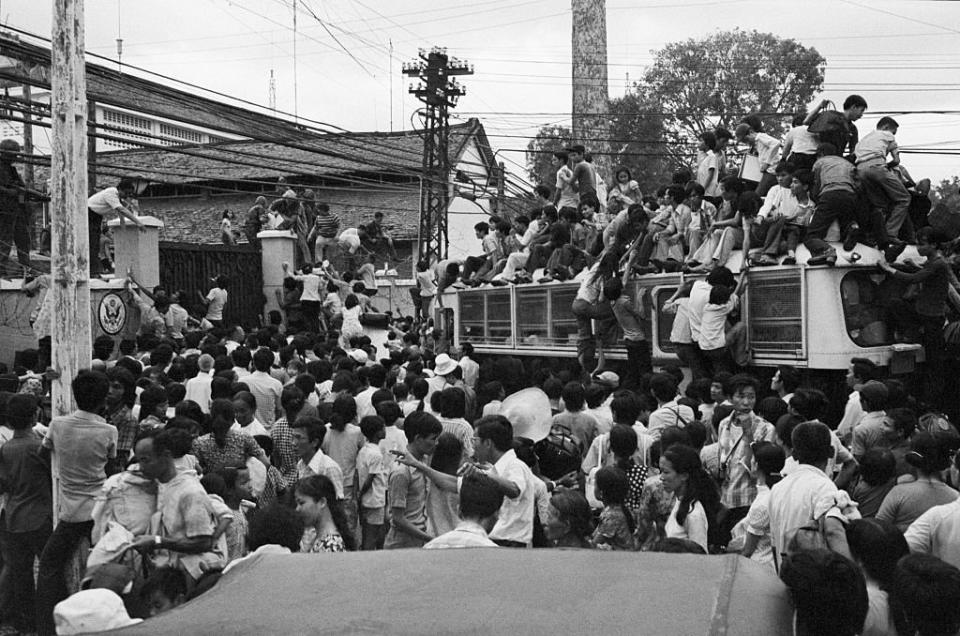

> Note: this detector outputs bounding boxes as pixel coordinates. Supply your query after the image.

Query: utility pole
[22,82,35,254]
[571,0,610,173]
[50,0,92,416]
[403,47,472,264]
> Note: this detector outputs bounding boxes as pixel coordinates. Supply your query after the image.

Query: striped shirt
[313,211,341,238]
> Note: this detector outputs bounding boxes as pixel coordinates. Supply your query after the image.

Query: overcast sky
[9,0,960,189]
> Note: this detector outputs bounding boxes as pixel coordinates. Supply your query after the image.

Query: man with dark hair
[129,429,225,585]
[771,365,801,404]
[805,94,867,159]
[222,505,304,574]
[552,150,577,212]
[784,389,857,488]
[384,412,442,549]
[891,554,960,636]
[245,347,283,427]
[459,222,499,286]
[87,179,145,276]
[856,117,912,247]
[605,277,651,390]
[803,142,860,266]
[424,474,504,549]
[35,370,117,635]
[290,416,343,496]
[779,549,868,636]
[473,415,534,547]
[837,357,879,445]
[0,139,47,276]
[769,421,851,567]
[567,145,597,204]
[0,394,50,633]
[646,372,695,441]
[552,381,598,452]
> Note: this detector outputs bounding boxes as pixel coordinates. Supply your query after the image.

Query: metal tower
[403,47,472,264]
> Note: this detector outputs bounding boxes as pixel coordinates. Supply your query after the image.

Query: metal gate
[158,242,264,329]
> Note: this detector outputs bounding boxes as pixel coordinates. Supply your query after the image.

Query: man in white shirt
[905,499,960,569]
[686,267,735,378]
[476,415,535,547]
[646,373,695,441]
[836,358,879,445]
[87,179,144,276]
[291,416,344,498]
[552,151,578,211]
[768,421,851,569]
[424,474,503,549]
[354,364,386,420]
[457,343,480,391]
[184,354,214,413]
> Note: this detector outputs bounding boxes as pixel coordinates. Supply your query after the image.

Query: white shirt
[664,499,708,552]
[87,187,123,215]
[698,295,739,351]
[184,371,213,413]
[768,463,839,560]
[784,125,818,156]
[205,288,228,321]
[230,418,268,438]
[647,401,696,441]
[354,386,378,420]
[904,499,960,569]
[458,357,479,390]
[297,450,345,499]
[424,520,498,549]
[294,273,323,302]
[687,280,712,343]
[836,390,863,446]
[245,371,283,427]
[489,449,535,545]
[663,297,693,344]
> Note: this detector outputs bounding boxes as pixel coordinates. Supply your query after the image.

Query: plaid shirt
[717,412,775,509]
[191,431,266,474]
[106,404,137,453]
[271,417,299,486]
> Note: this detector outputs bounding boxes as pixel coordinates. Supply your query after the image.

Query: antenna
[389,39,394,132]
[116,0,122,72]
[269,69,277,111]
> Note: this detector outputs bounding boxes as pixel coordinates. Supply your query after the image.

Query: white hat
[54,589,142,635]
[348,349,369,364]
[594,371,620,388]
[433,353,458,376]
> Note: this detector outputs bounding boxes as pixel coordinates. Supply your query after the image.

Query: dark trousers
[1,524,52,632]
[87,209,102,276]
[0,212,30,271]
[804,189,857,256]
[675,342,709,380]
[360,515,385,551]
[786,153,817,171]
[571,298,617,374]
[36,519,94,636]
[461,255,487,281]
[702,345,734,376]
[301,299,321,334]
[493,539,526,548]
[624,339,652,390]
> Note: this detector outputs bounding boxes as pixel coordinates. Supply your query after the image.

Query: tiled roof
[141,187,422,242]
[91,120,491,190]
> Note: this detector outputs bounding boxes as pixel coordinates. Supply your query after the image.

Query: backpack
[535,423,583,480]
[807,102,847,137]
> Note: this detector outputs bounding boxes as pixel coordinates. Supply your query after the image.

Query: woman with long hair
[191,398,269,474]
[405,378,429,416]
[294,474,355,552]
[660,444,721,553]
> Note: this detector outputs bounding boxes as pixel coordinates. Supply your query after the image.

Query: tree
[607,91,674,190]
[640,29,825,147]
[933,176,960,209]
[525,124,572,188]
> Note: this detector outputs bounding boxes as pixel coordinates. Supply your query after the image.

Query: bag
[739,154,762,183]
[785,515,829,555]
[807,102,846,137]
[535,424,583,480]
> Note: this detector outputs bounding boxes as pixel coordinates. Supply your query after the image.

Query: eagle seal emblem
[98,292,126,335]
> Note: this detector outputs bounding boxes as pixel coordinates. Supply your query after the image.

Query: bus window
[841,272,893,347]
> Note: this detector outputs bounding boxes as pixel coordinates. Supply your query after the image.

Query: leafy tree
[607,91,674,190]
[640,29,825,145]
[525,124,572,188]
[933,176,960,209]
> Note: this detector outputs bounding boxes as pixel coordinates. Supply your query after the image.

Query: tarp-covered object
[110,551,792,635]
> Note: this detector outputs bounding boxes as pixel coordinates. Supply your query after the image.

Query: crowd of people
[0,95,959,635]
[0,314,958,634]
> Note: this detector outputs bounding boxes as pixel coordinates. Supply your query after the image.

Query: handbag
[739,154,763,183]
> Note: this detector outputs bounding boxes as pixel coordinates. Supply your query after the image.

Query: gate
[159,242,264,330]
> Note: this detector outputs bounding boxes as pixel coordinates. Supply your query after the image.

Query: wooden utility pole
[50,0,92,416]
[571,0,610,173]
